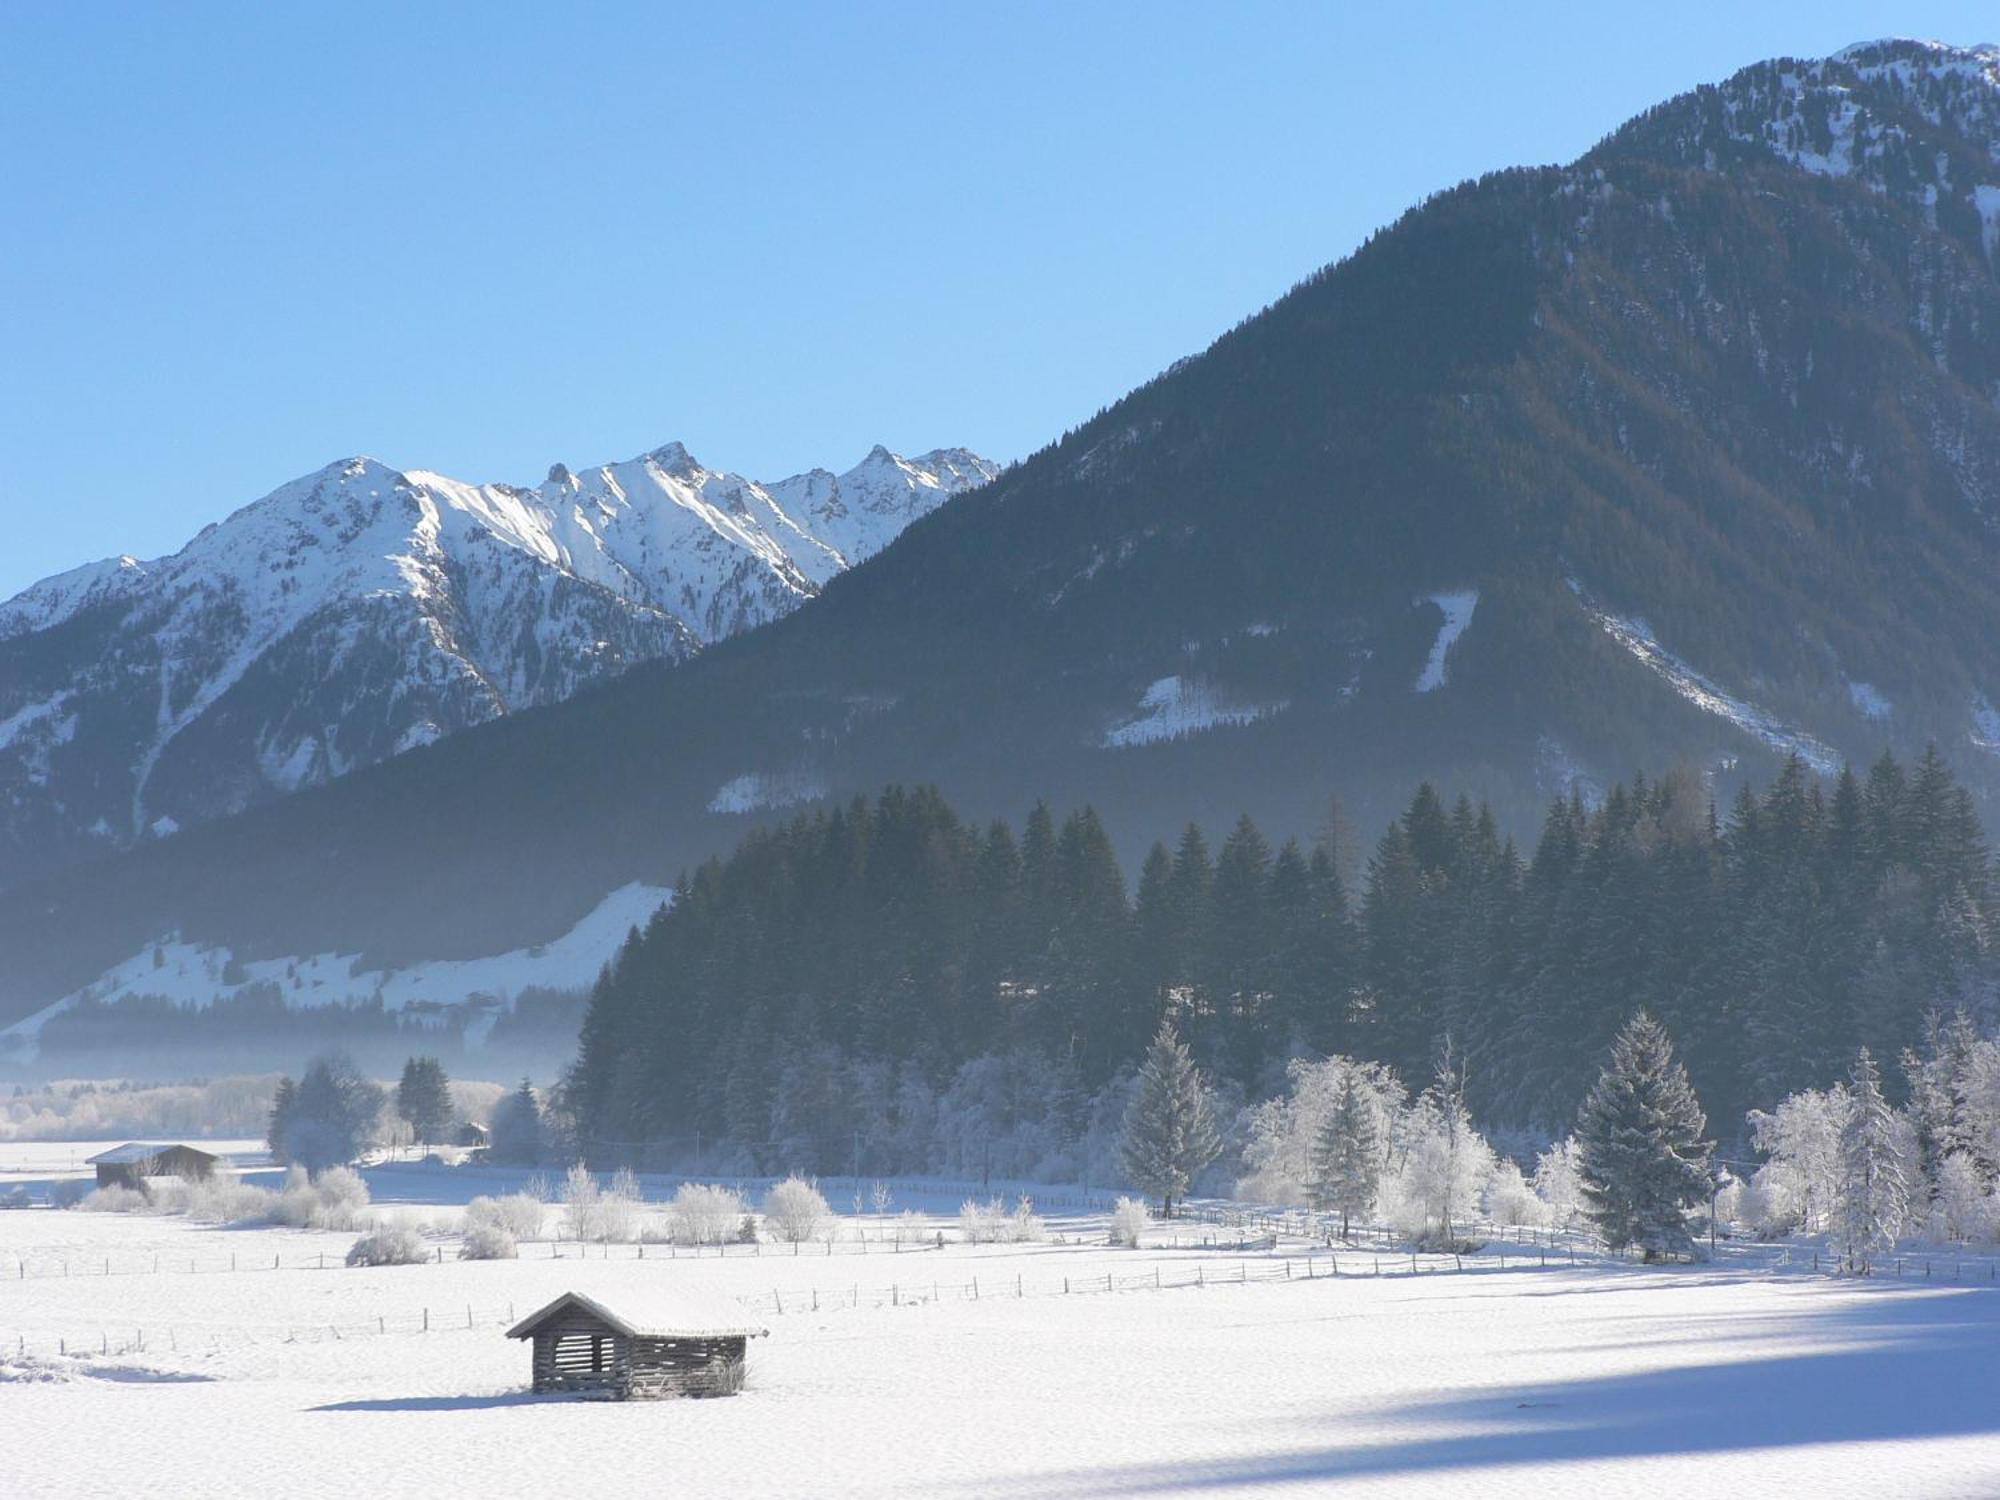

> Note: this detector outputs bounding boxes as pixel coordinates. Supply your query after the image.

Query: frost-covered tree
[763,1175,830,1243]
[1532,1137,1587,1231]
[1836,1048,1911,1274]
[1311,1076,1383,1238]
[1929,1152,1993,1243]
[1238,1054,1403,1205]
[279,1053,386,1172]
[1386,1074,1495,1247]
[488,1079,545,1165]
[1118,1020,1222,1216]
[395,1056,455,1150]
[1747,1086,1849,1235]
[1575,1012,1712,1260]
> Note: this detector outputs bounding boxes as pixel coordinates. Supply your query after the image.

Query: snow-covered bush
[345,1226,428,1267]
[270,1163,374,1230]
[459,1224,518,1260]
[183,1166,276,1225]
[893,1209,929,1246]
[958,1197,1009,1243]
[762,1176,829,1243]
[666,1183,746,1246]
[959,1194,1047,1244]
[465,1193,544,1242]
[1109,1196,1150,1248]
[80,1184,147,1214]
[559,1163,599,1240]
[1483,1160,1545,1228]
[1010,1194,1046,1243]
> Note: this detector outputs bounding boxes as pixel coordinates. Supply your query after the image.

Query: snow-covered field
[3,1149,1999,1498]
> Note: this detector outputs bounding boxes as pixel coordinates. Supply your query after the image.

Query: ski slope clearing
[4,1188,1998,1498]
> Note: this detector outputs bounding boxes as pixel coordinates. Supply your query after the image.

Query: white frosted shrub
[667,1183,747,1246]
[307,1165,372,1231]
[459,1224,518,1260]
[1109,1196,1150,1248]
[1010,1194,1046,1243]
[80,1185,147,1214]
[1483,1160,1545,1228]
[559,1163,602,1240]
[958,1197,1009,1243]
[466,1193,544,1241]
[184,1167,277,1225]
[345,1226,428,1267]
[893,1209,929,1245]
[763,1176,829,1243]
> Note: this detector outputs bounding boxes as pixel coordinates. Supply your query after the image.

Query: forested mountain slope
[5,40,2000,1030]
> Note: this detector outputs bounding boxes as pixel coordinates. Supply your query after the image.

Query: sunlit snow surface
[0,883,672,1060]
[1101,676,1284,748]
[708,772,828,814]
[1567,580,1840,773]
[2,1192,1998,1500]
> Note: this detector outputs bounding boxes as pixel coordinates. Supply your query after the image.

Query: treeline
[569,751,1993,1161]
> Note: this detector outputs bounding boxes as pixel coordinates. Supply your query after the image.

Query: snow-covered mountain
[0,442,994,884]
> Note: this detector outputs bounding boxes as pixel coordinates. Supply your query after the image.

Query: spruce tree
[1311,1075,1383,1239]
[1118,1020,1222,1216]
[396,1056,455,1150]
[1836,1047,1909,1275]
[1575,1012,1713,1260]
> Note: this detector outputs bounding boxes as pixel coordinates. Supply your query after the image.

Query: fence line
[1,1244,1571,1362]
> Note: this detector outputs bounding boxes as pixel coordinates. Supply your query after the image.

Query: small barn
[85,1143,221,1190]
[507,1287,767,1400]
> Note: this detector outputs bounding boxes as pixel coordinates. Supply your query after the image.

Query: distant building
[507,1287,767,1399]
[85,1143,221,1189]
[455,1120,490,1149]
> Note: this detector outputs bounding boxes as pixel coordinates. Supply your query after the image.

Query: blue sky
[2,2,1994,598]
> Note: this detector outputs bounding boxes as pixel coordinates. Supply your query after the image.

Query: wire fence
[1,1243,1577,1362]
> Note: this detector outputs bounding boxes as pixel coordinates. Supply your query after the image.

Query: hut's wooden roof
[84,1142,220,1165]
[507,1286,768,1341]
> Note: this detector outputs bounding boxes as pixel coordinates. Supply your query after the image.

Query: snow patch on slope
[1414,591,1478,692]
[1568,580,1841,773]
[1970,696,2000,755]
[1848,681,1892,722]
[0,883,673,1062]
[708,772,828,815]
[1101,676,1284,748]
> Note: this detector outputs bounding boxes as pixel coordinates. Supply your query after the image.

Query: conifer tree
[1311,1075,1382,1239]
[1575,1012,1712,1260]
[396,1056,455,1150]
[1118,1020,1222,1216]
[1836,1047,1909,1275]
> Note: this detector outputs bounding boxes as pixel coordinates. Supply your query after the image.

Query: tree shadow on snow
[996,1282,2000,1494]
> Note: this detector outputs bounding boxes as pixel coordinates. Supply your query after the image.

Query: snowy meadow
[4,1145,2000,1498]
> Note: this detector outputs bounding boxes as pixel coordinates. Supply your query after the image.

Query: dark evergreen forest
[569,749,1993,1161]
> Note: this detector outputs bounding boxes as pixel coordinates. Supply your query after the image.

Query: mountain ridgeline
[4,41,2000,1029]
[569,749,1992,1160]
[0,443,994,889]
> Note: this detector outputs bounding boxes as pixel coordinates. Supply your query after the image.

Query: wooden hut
[507,1287,768,1400]
[85,1142,220,1190]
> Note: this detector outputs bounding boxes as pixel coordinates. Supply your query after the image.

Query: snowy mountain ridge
[0,441,994,882]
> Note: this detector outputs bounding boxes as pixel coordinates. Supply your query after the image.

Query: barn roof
[507,1285,768,1341]
[84,1142,220,1165]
